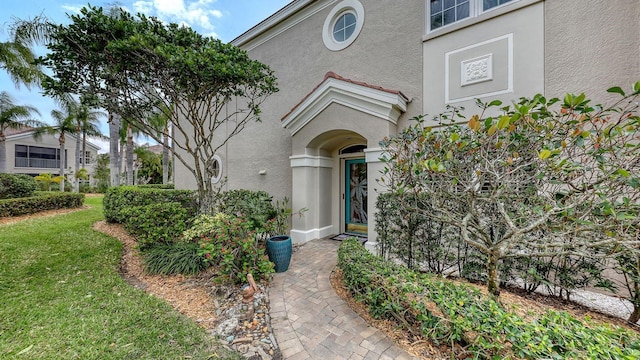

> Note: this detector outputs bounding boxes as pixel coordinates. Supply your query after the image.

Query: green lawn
[0,196,236,359]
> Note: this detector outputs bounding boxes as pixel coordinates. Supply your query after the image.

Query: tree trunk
[108,113,120,187]
[486,251,501,297]
[0,131,6,173]
[74,126,81,192]
[126,125,134,185]
[162,125,169,184]
[59,134,66,192]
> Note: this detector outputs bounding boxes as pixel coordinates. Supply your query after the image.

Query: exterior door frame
[341,154,367,234]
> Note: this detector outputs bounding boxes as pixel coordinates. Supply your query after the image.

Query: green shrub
[135,184,175,189]
[337,238,640,359]
[181,213,218,242]
[104,186,197,223]
[0,192,84,217]
[141,242,207,275]
[197,213,274,284]
[0,173,37,200]
[217,189,275,233]
[121,202,191,249]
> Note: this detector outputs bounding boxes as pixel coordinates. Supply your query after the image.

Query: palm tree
[73,104,104,192]
[0,41,42,88]
[147,108,171,184]
[4,14,51,88]
[108,112,121,186]
[37,105,77,191]
[0,91,41,173]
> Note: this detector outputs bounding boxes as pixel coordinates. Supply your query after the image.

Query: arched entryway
[281,72,408,247]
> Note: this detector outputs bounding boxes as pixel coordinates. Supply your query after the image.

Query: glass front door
[345,158,367,234]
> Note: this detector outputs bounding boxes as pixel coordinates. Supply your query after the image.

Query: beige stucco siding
[544,0,640,102]
[219,0,424,202]
[423,1,545,122]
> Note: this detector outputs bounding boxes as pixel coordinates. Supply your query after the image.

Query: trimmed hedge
[135,184,175,189]
[0,192,85,217]
[103,186,197,223]
[121,202,192,248]
[0,173,37,200]
[337,238,640,359]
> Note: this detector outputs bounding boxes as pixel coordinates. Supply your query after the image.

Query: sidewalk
[268,239,419,360]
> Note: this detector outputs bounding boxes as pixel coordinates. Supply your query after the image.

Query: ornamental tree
[37,6,278,211]
[380,83,640,296]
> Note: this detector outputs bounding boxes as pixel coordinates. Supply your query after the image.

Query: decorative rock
[215,318,239,337]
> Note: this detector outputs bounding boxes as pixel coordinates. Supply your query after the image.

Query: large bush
[121,202,191,249]
[0,192,84,217]
[380,85,640,296]
[0,173,37,200]
[103,186,197,223]
[338,239,640,359]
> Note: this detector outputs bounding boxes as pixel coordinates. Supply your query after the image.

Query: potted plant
[265,198,305,272]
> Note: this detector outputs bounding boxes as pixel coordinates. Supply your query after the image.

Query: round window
[210,155,223,184]
[323,0,364,51]
[333,12,357,42]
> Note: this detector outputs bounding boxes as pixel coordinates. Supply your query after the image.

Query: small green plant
[142,242,207,275]
[181,213,218,242]
[198,213,274,284]
[34,173,64,191]
[122,202,191,248]
[265,197,307,236]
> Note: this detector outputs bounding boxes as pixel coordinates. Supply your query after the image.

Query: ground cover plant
[338,238,640,359]
[0,196,237,359]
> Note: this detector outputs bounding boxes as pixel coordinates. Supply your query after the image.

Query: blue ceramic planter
[266,235,292,273]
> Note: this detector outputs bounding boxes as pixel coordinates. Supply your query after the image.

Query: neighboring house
[174,0,639,249]
[4,126,100,184]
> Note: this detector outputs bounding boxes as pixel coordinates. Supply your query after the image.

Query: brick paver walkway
[268,239,419,359]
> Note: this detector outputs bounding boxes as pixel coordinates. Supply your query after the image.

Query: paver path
[268,239,419,359]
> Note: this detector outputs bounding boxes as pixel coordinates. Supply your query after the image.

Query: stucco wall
[218,0,424,202]
[544,0,640,103]
[423,1,545,123]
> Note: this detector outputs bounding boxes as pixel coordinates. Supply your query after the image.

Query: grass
[0,196,238,360]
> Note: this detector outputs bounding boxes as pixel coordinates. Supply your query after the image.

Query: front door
[345,158,367,234]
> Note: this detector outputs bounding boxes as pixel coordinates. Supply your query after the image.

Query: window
[428,0,515,31]
[322,0,365,51]
[79,151,92,165]
[210,155,223,184]
[333,12,357,42]
[15,144,66,169]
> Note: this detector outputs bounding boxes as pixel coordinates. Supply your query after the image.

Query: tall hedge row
[103,186,197,223]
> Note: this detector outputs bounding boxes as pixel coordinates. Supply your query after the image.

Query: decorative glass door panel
[345,158,367,234]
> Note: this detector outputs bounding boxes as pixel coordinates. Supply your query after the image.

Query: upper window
[323,0,365,51]
[428,0,515,31]
[333,12,357,42]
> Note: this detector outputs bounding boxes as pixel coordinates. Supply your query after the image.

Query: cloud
[133,0,223,32]
[61,4,83,14]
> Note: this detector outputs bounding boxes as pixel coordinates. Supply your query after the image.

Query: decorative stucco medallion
[461,54,493,86]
